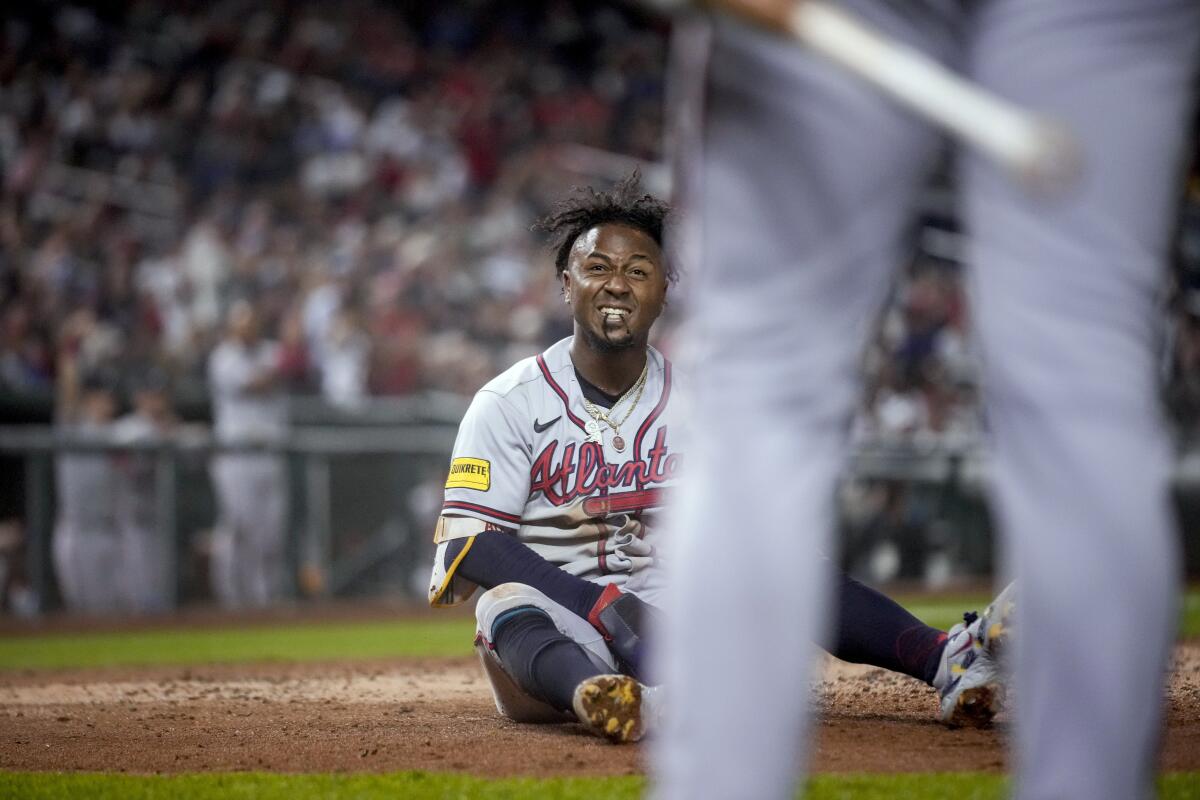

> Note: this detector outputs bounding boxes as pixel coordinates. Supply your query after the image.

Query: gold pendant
[612,434,625,452]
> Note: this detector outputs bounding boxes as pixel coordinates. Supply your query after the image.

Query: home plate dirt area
[1,645,1198,777]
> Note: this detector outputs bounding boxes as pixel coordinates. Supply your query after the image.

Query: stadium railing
[0,425,1195,613]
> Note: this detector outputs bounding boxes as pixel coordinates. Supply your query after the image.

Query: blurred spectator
[207,300,287,608]
[112,367,178,613]
[320,306,370,408]
[275,305,312,392]
[51,319,123,613]
[0,519,36,617]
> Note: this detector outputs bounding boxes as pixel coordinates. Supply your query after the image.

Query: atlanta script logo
[529,427,679,508]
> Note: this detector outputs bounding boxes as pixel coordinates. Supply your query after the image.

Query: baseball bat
[659,0,1083,190]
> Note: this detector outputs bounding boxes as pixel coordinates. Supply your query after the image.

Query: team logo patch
[445,457,491,491]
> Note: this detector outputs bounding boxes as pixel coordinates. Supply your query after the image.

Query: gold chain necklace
[580,362,649,453]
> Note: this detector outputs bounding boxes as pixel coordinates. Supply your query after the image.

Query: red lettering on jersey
[527,430,679,508]
[647,428,670,483]
[559,442,576,498]
[577,442,603,495]
[530,440,564,505]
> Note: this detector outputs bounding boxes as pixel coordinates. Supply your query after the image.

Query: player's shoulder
[647,344,686,389]
[646,345,668,374]
[474,337,573,404]
[644,345,681,392]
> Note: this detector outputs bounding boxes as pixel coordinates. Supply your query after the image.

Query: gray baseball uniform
[208,338,288,608]
[430,336,679,610]
[429,336,679,720]
[52,420,123,613]
[112,413,172,613]
[655,3,1200,799]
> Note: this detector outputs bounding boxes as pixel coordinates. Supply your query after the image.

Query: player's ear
[561,271,572,304]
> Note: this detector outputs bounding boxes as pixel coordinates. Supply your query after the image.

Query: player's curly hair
[535,171,676,283]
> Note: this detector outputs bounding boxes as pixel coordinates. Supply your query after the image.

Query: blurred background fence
[3,401,1200,615]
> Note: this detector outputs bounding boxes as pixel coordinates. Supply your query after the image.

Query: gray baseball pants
[655,2,1200,799]
[210,455,287,608]
[52,520,123,613]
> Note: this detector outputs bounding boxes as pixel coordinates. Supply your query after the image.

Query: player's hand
[587,584,662,682]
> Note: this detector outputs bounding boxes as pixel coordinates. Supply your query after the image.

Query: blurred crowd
[0,0,666,412]
[855,169,1200,446]
[854,210,980,446]
[1,1,1198,437]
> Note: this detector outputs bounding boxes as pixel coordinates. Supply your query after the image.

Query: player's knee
[475,583,556,641]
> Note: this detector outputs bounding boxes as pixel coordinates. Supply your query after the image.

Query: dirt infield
[1,644,1198,777]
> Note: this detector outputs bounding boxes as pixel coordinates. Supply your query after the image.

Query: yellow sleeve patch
[445,457,491,491]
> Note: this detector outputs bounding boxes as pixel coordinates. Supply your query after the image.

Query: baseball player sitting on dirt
[428,175,1014,743]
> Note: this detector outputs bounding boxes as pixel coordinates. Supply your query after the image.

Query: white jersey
[208,339,286,442]
[430,337,680,607]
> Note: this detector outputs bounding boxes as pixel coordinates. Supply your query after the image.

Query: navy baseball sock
[830,572,947,685]
[491,607,608,712]
[449,531,604,619]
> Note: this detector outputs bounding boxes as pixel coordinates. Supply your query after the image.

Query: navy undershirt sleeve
[447,530,604,620]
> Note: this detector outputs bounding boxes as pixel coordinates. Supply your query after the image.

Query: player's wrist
[587,583,624,639]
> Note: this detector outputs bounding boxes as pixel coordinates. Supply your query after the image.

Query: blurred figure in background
[207,300,288,608]
[51,317,122,613]
[320,306,371,409]
[112,368,178,613]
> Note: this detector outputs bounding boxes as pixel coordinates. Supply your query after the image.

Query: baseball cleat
[572,674,659,744]
[933,582,1016,728]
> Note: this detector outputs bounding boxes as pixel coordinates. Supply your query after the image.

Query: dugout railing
[0,425,1196,614]
[0,425,459,613]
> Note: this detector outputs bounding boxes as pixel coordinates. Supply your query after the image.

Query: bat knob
[1019,120,1084,197]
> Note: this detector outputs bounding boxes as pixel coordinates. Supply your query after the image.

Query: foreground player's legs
[964,2,1200,797]
[654,6,954,798]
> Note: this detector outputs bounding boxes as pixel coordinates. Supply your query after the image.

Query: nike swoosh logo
[533,416,561,434]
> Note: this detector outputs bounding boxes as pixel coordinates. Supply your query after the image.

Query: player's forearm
[446,531,604,620]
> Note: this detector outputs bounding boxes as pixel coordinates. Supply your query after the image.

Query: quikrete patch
[445,458,491,491]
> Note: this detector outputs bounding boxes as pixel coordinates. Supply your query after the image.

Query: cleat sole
[945,683,1004,729]
[573,675,645,744]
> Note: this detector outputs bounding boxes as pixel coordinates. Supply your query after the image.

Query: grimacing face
[561,224,667,353]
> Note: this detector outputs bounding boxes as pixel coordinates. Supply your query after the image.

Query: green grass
[0,618,477,671]
[2,590,1197,673]
[1183,590,1200,638]
[2,772,1199,800]
[898,587,1200,638]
